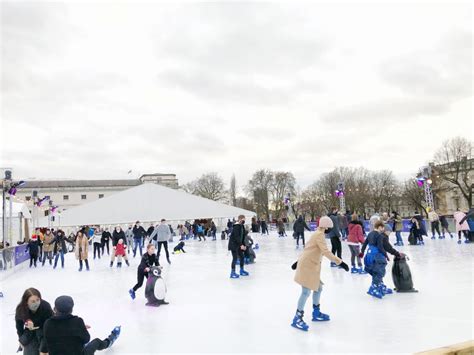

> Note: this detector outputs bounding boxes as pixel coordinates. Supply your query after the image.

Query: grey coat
[150,224,171,242]
[325,213,341,238]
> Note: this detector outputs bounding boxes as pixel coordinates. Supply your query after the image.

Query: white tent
[0,201,32,244]
[42,183,255,227]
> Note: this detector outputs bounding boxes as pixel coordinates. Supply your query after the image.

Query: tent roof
[49,183,255,226]
[0,201,32,219]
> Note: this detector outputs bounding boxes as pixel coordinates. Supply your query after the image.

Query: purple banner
[14,244,29,265]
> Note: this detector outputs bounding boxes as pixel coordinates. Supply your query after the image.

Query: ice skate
[107,326,121,347]
[117,262,122,268]
[367,284,383,299]
[291,310,309,331]
[330,262,338,267]
[457,240,462,244]
[239,268,249,276]
[312,304,330,321]
[128,289,136,300]
[351,266,359,274]
[380,283,393,295]
[230,270,239,279]
[358,267,367,274]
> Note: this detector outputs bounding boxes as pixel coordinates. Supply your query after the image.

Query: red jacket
[115,243,126,256]
[347,222,364,245]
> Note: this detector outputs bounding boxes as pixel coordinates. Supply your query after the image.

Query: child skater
[27,234,40,268]
[360,221,394,299]
[129,244,160,300]
[172,241,186,254]
[291,216,349,331]
[114,239,130,267]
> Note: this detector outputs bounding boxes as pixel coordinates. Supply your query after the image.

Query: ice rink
[1,232,473,354]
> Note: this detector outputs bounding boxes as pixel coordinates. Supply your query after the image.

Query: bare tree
[245,169,274,218]
[401,179,427,216]
[367,170,397,213]
[271,171,296,217]
[433,137,473,207]
[229,174,237,206]
[184,172,227,201]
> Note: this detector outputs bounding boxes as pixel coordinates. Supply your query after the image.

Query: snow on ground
[1,232,473,354]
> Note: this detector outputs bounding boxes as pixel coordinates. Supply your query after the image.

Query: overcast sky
[1,1,472,191]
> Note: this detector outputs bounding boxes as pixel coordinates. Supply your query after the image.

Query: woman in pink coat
[291,216,349,331]
[453,210,470,244]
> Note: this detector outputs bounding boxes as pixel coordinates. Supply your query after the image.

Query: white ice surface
[1,232,473,354]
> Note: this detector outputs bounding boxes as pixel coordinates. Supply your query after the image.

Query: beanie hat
[31,234,38,240]
[318,216,334,229]
[55,295,74,315]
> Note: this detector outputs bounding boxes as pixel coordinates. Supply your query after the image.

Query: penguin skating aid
[144,266,169,307]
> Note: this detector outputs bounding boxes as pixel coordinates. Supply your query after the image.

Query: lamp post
[335,181,345,212]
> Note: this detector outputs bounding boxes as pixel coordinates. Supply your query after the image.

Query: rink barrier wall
[416,340,474,355]
[0,244,29,281]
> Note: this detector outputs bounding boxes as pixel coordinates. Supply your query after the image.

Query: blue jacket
[325,213,341,238]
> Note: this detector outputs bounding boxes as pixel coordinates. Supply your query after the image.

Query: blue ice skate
[351,266,359,274]
[358,267,367,274]
[380,283,393,295]
[291,310,309,331]
[431,236,435,240]
[239,268,249,276]
[107,326,121,347]
[465,239,471,244]
[254,243,259,250]
[128,289,136,300]
[0,292,3,297]
[367,284,383,299]
[230,270,240,279]
[312,304,330,321]
[330,262,338,267]
[457,240,462,244]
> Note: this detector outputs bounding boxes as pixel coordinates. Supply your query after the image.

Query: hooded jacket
[43,314,90,355]
[293,217,310,234]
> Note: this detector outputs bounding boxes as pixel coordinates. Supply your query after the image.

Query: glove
[358,253,364,258]
[291,261,298,270]
[398,252,406,259]
[339,261,349,272]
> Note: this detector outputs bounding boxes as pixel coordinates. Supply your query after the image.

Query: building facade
[14,173,179,216]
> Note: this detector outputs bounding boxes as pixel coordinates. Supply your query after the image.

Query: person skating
[26,234,40,268]
[75,231,90,272]
[291,216,349,331]
[439,214,453,239]
[52,230,68,269]
[15,287,53,354]
[110,226,126,267]
[228,215,249,279]
[114,239,130,267]
[390,211,404,245]
[410,217,423,245]
[101,228,111,255]
[43,295,120,355]
[150,219,172,264]
[125,226,133,254]
[92,229,102,260]
[377,225,406,295]
[41,229,54,266]
[293,215,311,248]
[360,221,391,299]
[132,221,146,257]
[347,213,366,274]
[261,219,269,235]
[453,210,470,244]
[129,244,160,300]
[427,208,442,239]
[326,207,342,266]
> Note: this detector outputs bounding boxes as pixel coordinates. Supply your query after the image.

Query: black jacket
[138,252,160,272]
[382,233,401,258]
[26,240,40,256]
[112,230,126,246]
[147,226,155,236]
[133,225,147,239]
[52,234,68,254]
[43,314,90,355]
[228,223,247,251]
[101,231,111,243]
[293,217,310,233]
[15,300,53,352]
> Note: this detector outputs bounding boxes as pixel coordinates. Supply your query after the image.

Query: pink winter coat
[453,211,469,233]
[347,222,365,245]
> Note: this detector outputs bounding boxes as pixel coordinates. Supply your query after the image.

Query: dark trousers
[132,269,148,291]
[295,232,305,246]
[431,221,441,237]
[29,254,38,267]
[157,241,169,261]
[369,254,387,285]
[42,251,53,265]
[79,259,89,270]
[133,238,143,257]
[231,249,245,271]
[93,243,101,259]
[101,241,110,255]
[330,237,342,258]
[83,338,109,355]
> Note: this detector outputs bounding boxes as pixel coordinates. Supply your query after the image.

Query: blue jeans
[395,231,403,244]
[297,284,323,311]
[133,238,143,257]
[54,250,65,268]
